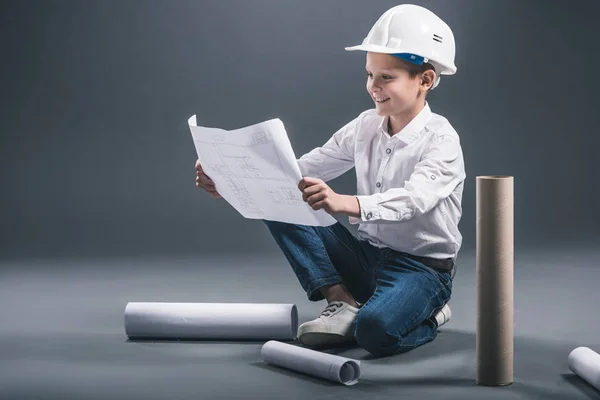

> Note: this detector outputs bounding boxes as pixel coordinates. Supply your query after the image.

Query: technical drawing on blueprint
[188,115,336,226]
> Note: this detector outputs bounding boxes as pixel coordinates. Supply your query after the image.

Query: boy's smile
[366,51,435,135]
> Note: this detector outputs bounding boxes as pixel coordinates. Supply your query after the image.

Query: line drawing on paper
[193,129,297,211]
[208,165,261,212]
[194,130,287,181]
[266,187,304,205]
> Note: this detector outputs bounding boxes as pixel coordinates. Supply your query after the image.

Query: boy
[196,4,465,357]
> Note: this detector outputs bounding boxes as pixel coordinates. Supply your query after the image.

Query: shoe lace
[320,301,343,317]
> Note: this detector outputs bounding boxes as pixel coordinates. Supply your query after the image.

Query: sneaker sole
[298,331,356,348]
[298,324,356,348]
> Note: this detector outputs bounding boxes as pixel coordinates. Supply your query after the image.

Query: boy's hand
[195,159,222,199]
[298,177,347,214]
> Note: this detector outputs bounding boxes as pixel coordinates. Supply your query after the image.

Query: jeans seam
[421,279,450,326]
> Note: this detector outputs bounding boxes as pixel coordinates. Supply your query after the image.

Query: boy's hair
[397,59,437,92]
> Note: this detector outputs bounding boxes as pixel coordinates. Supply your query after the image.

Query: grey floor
[1,248,599,399]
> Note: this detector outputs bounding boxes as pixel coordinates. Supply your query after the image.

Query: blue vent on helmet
[392,53,425,65]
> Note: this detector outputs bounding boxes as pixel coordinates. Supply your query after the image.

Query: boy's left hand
[298,177,348,214]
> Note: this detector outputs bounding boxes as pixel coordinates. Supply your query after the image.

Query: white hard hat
[345,4,456,89]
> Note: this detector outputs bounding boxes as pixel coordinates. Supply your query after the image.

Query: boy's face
[365,52,424,117]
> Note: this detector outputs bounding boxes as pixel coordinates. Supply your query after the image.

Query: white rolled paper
[124,302,298,340]
[260,340,361,386]
[568,347,600,391]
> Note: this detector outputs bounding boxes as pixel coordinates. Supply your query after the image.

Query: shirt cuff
[348,195,380,224]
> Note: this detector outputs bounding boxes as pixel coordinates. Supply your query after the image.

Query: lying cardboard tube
[476,175,514,386]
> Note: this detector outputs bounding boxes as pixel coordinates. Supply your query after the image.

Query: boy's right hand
[195,159,222,198]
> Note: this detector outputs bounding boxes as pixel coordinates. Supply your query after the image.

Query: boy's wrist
[341,195,361,217]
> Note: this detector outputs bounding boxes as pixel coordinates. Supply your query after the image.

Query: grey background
[2,2,600,400]
[2,0,599,261]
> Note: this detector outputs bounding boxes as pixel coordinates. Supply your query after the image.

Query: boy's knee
[263,219,291,233]
[262,219,278,227]
[263,219,303,230]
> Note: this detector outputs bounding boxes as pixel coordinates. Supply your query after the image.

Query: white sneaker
[434,303,451,328]
[297,301,359,348]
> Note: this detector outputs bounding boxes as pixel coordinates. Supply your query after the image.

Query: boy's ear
[421,70,436,91]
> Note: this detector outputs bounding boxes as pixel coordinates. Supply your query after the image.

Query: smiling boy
[197,4,466,357]
[263,4,465,357]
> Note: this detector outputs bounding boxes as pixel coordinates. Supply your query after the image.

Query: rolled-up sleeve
[349,132,466,224]
[296,113,362,182]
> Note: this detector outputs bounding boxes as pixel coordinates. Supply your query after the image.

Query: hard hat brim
[345,44,457,75]
[344,44,401,54]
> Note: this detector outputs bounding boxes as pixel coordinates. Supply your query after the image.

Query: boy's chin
[374,108,392,117]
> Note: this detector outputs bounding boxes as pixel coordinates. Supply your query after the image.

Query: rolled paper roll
[124,302,298,340]
[476,176,514,386]
[260,340,361,386]
[568,347,600,391]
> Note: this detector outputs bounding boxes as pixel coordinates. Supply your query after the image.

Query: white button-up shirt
[297,102,466,260]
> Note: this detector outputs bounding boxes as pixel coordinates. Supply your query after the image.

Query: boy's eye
[366,73,392,80]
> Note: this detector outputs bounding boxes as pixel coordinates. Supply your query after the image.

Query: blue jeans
[263,219,454,357]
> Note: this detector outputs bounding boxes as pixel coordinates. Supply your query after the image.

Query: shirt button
[431,175,436,180]
[376,182,381,188]
[367,212,373,219]
[386,148,391,154]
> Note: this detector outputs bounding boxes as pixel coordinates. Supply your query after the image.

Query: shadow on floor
[319,328,475,362]
[560,373,600,399]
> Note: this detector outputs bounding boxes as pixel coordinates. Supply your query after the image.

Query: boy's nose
[368,82,381,91]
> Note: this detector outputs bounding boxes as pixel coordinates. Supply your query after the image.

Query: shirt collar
[377,101,432,144]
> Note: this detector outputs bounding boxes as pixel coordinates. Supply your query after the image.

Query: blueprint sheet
[188,115,337,226]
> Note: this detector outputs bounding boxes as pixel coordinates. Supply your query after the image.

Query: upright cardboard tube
[476,176,514,386]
